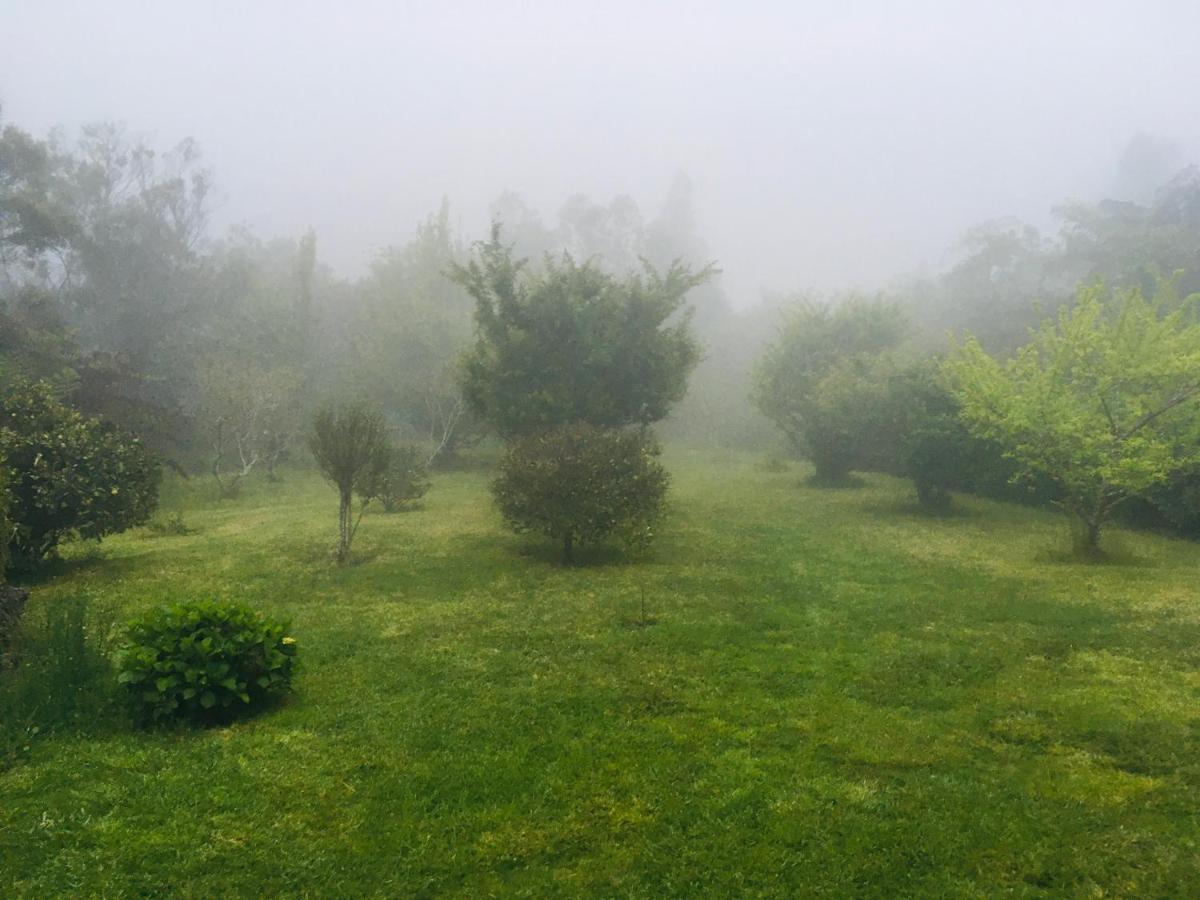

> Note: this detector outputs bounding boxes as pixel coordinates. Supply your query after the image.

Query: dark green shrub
[365,445,431,512]
[493,423,668,563]
[0,595,118,767]
[885,361,973,511]
[116,600,298,725]
[0,380,160,570]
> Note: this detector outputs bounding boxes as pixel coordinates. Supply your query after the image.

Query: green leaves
[452,229,708,437]
[493,424,669,563]
[753,297,908,481]
[947,279,1200,549]
[0,380,160,571]
[115,600,298,726]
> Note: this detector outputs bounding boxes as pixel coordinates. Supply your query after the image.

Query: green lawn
[2,451,1199,896]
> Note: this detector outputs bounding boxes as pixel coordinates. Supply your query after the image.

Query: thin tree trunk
[563,532,574,564]
[1074,501,1105,555]
[337,490,352,564]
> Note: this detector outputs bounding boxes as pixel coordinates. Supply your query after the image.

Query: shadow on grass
[12,548,122,587]
[515,540,633,568]
[869,496,980,521]
[1034,534,1150,568]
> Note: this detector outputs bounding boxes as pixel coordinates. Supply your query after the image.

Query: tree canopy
[947,279,1200,551]
[752,297,908,482]
[452,227,710,438]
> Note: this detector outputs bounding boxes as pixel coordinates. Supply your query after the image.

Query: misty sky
[3,0,1199,305]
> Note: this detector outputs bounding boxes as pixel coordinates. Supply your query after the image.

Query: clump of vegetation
[308,403,391,564]
[753,298,907,484]
[116,599,298,726]
[0,585,28,669]
[0,380,160,571]
[146,511,193,536]
[364,445,431,512]
[948,280,1200,554]
[492,423,668,563]
[886,359,992,512]
[0,595,118,767]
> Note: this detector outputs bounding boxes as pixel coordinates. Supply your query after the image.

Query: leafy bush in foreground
[116,600,297,725]
[493,423,668,563]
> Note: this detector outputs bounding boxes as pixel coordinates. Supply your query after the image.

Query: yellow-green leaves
[947,280,1200,550]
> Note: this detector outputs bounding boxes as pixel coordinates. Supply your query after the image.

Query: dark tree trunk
[563,532,574,564]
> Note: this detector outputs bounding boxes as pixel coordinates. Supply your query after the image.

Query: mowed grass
[2,450,1200,896]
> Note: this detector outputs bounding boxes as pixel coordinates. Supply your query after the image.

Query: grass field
[2,450,1199,896]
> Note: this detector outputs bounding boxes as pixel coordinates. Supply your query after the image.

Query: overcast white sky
[3,0,1198,304]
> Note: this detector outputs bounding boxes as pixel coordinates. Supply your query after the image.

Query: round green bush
[0,380,160,570]
[116,600,297,725]
[492,423,669,563]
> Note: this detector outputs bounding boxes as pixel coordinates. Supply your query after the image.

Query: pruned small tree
[492,424,668,563]
[947,280,1200,554]
[308,403,390,564]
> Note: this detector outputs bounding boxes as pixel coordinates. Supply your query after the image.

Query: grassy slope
[2,451,1199,896]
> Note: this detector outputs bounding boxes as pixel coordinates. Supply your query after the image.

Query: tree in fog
[753,297,907,483]
[948,279,1200,554]
[199,359,302,497]
[451,225,710,438]
[347,202,482,464]
[308,403,391,564]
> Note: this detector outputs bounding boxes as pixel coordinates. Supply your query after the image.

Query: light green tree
[947,280,1200,553]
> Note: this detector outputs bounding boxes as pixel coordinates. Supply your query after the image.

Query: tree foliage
[753,297,907,482]
[358,445,430,513]
[307,403,390,564]
[117,600,298,725]
[346,203,483,464]
[947,280,1200,552]
[452,227,709,438]
[0,380,160,568]
[492,424,668,563]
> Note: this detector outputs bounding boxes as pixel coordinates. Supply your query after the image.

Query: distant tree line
[5,103,1200,566]
[752,160,1200,553]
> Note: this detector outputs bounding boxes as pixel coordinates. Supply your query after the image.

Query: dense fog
[3,0,1200,523]
[5,1,1199,301]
